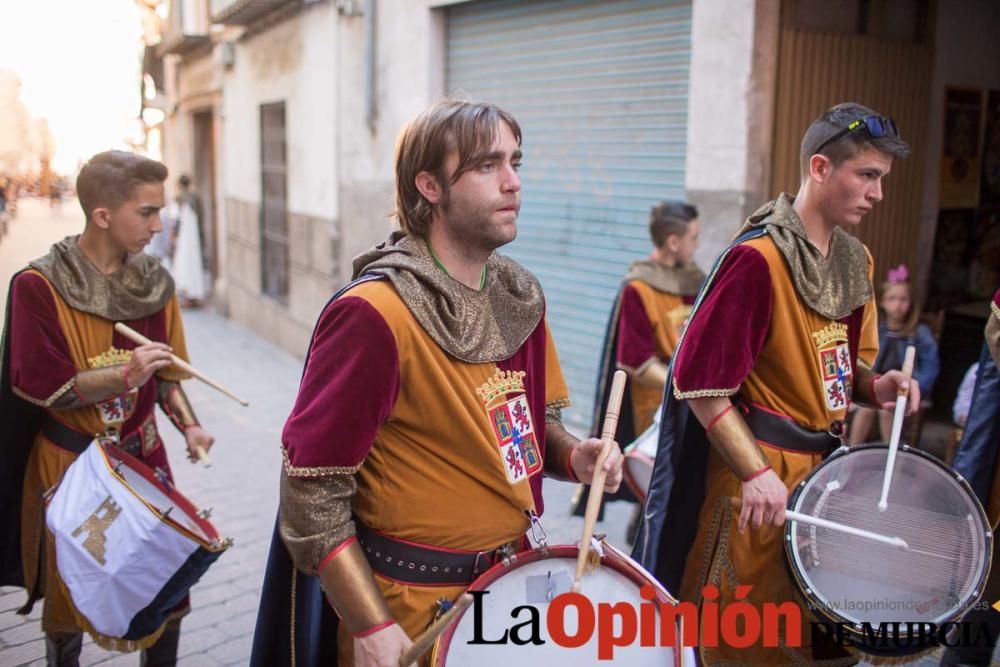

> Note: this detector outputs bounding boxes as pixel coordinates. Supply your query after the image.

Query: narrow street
[0,198,630,665]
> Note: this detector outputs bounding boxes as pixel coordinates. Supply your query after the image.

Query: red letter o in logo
[547,592,596,648]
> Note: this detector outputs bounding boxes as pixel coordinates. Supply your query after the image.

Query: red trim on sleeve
[616,283,658,370]
[706,404,734,433]
[674,245,772,395]
[317,535,358,575]
[352,619,397,638]
[282,296,401,470]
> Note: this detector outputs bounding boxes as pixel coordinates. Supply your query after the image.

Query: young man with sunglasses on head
[635,103,919,665]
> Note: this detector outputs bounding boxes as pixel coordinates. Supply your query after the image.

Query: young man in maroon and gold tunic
[251,99,623,667]
[0,151,215,665]
[574,201,704,532]
[635,104,919,665]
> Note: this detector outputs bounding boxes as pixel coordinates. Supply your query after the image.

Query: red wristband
[121,365,131,393]
[352,619,397,638]
[564,445,580,483]
[869,373,882,407]
[743,465,772,482]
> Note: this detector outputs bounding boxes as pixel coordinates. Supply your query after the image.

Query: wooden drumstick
[114,322,250,407]
[398,593,473,666]
[729,498,908,549]
[572,369,628,593]
[878,345,915,512]
[193,446,211,466]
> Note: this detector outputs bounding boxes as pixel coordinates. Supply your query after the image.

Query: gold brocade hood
[623,260,705,297]
[352,232,545,363]
[29,236,174,321]
[736,194,873,320]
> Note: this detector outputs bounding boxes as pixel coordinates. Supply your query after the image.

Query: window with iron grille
[260,102,289,302]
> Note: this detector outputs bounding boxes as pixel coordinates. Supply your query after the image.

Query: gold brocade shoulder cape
[623,260,704,297]
[351,232,545,363]
[29,236,174,321]
[736,194,873,320]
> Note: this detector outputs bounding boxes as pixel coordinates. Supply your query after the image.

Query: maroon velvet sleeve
[281,296,400,471]
[8,272,78,403]
[616,284,658,369]
[673,245,772,396]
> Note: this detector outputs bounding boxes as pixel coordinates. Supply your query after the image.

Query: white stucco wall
[684,0,779,266]
[221,5,338,219]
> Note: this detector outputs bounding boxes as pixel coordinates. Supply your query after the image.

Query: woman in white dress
[170,175,206,305]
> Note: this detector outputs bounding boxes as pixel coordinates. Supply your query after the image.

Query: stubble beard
[440,190,517,256]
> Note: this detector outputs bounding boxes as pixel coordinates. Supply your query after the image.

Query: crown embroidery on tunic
[813,323,852,410]
[477,369,526,409]
[479,368,541,484]
[88,346,133,369]
[811,322,848,348]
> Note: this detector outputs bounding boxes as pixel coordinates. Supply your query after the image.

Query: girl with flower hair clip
[848,264,940,444]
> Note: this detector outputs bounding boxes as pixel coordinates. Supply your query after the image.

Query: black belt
[356,521,523,586]
[42,418,151,457]
[740,402,840,454]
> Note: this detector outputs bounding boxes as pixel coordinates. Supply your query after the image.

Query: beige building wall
[684,0,780,268]
[219,0,467,356]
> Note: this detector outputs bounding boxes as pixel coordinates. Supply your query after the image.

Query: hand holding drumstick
[115,322,246,465]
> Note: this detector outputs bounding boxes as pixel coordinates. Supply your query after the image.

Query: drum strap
[355,520,525,586]
[739,402,839,453]
[42,414,157,458]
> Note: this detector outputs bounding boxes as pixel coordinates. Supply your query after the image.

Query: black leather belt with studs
[355,520,522,586]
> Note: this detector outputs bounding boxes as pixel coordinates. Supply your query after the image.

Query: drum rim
[623,451,654,504]
[433,543,679,664]
[96,442,225,549]
[783,442,993,648]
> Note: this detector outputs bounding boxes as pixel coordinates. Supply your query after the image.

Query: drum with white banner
[434,540,696,665]
[45,440,229,650]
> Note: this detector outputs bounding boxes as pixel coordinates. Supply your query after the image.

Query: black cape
[250,275,383,666]
[0,270,47,589]
[570,287,640,517]
[630,228,768,591]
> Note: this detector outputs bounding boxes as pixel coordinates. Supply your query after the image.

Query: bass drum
[435,541,695,666]
[786,443,992,658]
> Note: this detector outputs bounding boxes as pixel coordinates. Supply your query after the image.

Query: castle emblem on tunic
[478,368,542,484]
[812,323,852,410]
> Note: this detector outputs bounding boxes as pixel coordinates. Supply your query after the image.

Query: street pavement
[0,199,981,666]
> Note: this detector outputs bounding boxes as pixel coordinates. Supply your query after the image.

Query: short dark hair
[178,174,191,188]
[649,200,698,248]
[76,151,168,223]
[799,102,911,178]
[394,98,522,238]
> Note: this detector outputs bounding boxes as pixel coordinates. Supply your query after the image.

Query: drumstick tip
[195,446,212,467]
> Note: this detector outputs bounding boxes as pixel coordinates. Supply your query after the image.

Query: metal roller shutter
[447,0,692,427]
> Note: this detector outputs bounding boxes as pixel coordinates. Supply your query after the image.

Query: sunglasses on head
[813,115,898,155]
